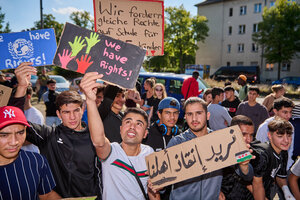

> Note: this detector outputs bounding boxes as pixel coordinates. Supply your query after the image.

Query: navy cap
[158,97,180,111]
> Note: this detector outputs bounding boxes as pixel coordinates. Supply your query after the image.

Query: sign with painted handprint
[0,29,57,69]
[53,23,146,89]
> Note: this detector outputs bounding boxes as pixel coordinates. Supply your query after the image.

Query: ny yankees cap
[0,106,30,130]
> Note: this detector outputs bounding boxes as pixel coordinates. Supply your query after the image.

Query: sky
[0,0,204,32]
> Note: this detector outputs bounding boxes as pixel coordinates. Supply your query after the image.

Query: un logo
[8,38,34,59]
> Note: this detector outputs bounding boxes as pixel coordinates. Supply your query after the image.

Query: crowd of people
[0,63,300,200]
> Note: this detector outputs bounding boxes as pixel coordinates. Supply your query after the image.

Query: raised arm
[14,62,37,98]
[252,176,265,200]
[80,72,111,160]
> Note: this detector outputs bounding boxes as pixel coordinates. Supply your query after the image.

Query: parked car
[138,72,209,119]
[272,77,300,87]
[30,75,38,91]
[70,77,104,92]
[49,75,70,92]
[210,66,260,83]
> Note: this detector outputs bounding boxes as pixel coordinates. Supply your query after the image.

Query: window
[254,3,262,13]
[238,43,244,52]
[227,62,231,66]
[229,8,233,16]
[237,62,244,66]
[240,6,247,15]
[250,61,259,66]
[270,1,275,7]
[169,80,182,95]
[228,26,232,35]
[239,25,246,34]
[253,23,259,32]
[227,44,231,53]
[252,43,259,52]
[282,63,291,71]
[266,63,274,71]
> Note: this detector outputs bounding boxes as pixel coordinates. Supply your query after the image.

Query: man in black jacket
[143,97,181,152]
[11,62,102,198]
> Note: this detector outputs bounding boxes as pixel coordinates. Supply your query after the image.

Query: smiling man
[11,62,102,198]
[144,97,181,152]
[80,72,159,200]
[0,106,60,200]
[251,118,295,200]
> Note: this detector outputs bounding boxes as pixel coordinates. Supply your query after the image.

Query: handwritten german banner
[53,23,146,89]
[146,125,252,189]
[93,0,164,56]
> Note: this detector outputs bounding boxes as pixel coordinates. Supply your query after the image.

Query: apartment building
[195,0,300,82]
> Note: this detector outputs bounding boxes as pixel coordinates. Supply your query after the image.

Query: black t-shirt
[141,93,155,107]
[221,96,241,118]
[250,141,288,199]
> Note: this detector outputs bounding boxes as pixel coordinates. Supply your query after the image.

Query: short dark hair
[56,91,83,110]
[47,79,56,85]
[224,81,232,87]
[268,118,293,135]
[192,71,200,78]
[211,87,224,99]
[273,97,295,111]
[26,86,33,96]
[123,107,148,127]
[224,85,235,92]
[231,115,254,126]
[96,85,105,95]
[145,78,155,88]
[248,86,260,94]
[183,97,207,113]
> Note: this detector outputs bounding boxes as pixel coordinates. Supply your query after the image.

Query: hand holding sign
[68,36,86,57]
[58,49,75,69]
[79,72,104,102]
[85,32,101,54]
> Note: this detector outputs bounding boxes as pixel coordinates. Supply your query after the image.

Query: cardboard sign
[53,23,146,89]
[0,29,57,69]
[0,85,12,107]
[93,0,164,56]
[146,126,252,189]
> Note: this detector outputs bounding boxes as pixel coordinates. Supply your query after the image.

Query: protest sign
[53,23,146,89]
[0,29,57,69]
[146,125,252,189]
[0,85,12,107]
[93,0,164,56]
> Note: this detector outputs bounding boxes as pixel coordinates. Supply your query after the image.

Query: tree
[32,14,64,42]
[150,5,209,73]
[252,0,300,79]
[70,11,94,30]
[0,6,11,33]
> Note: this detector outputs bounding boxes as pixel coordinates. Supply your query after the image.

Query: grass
[204,78,300,97]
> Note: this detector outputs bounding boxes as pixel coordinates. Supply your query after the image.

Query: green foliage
[0,7,11,33]
[30,14,64,42]
[70,11,94,30]
[148,5,209,73]
[252,0,300,79]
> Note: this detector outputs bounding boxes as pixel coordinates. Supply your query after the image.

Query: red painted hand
[58,49,75,69]
[76,54,93,74]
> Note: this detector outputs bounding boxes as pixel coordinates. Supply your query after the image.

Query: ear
[273,109,278,115]
[207,112,210,121]
[56,110,62,120]
[143,129,148,139]
[267,132,272,141]
[157,111,162,120]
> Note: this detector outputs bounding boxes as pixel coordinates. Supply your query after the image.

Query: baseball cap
[158,97,180,111]
[0,106,30,130]
[238,75,247,82]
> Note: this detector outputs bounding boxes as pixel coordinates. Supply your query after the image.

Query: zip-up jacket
[26,122,102,198]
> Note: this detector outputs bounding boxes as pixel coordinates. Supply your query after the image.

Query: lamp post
[40,0,44,29]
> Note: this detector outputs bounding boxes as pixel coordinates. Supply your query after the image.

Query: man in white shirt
[80,72,159,200]
[256,98,295,170]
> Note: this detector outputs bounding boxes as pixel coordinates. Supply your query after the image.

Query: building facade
[195,0,300,82]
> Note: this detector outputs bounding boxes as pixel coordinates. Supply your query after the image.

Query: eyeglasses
[155,88,163,92]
